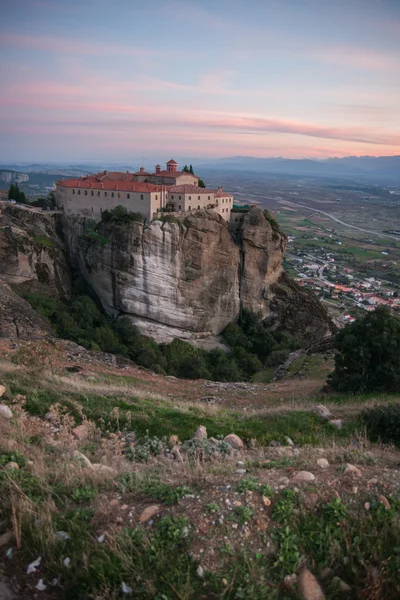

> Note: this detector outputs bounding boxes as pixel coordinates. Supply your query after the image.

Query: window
[104,192,107,197]
[198,205,200,209]
[171,195,174,199]
[141,194,143,200]
[91,191,94,196]
[72,189,75,194]
[111,192,114,198]
[78,190,80,195]
[155,195,158,200]
[84,190,87,195]
[222,199,224,203]
[208,196,210,200]
[178,205,181,210]
[91,207,93,212]
[127,194,130,199]
[179,196,181,200]
[189,196,191,200]
[188,206,191,210]
[97,191,100,196]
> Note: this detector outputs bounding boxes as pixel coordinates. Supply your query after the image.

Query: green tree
[189,164,194,174]
[182,165,190,173]
[198,178,206,188]
[329,306,400,393]
[8,182,27,203]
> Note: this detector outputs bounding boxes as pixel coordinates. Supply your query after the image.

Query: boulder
[312,405,333,420]
[0,405,12,420]
[223,433,244,450]
[329,419,343,430]
[72,423,89,441]
[90,464,116,476]
[293,471,316,483]
[72,450,92,469]
[4,462,19,470]
[298,568,326,600]
[194,425,207,440]
[317,458,329,469]
[139,505,160,523]
[0,385,6,398]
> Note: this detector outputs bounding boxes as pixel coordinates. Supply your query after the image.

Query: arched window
[111,192,114,198]
[78,190,80,195]
[189,196,191,200]
[104,192,107,197]
[140,194,143,200]
[198,205,200,209]
[91,191,93,196]
[188,206,191,210]
[97,191,100,196]
[198,196,200,200]
[127,194,130,199]
[72,189,75,194]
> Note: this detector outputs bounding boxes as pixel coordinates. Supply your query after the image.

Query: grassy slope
[1,354,400,599]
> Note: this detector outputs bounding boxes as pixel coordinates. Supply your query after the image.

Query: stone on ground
[0,405,12,420]
[194,425,207,440]
[139,505,160,522]
[329,419,343,430]
[344,464,362,476]
[4,462,19,470]
[378,495,391,510]
[0,385,6,398]
[72,450,92,468]
[90,464,116,476]
[298,568,326,600]
[72,423,89,441]
[317,458,329,469]
[312,405,333,420]
[223,433,244,449]
[293,471,316,483]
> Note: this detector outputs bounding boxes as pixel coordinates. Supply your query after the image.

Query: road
[282,200,399,241]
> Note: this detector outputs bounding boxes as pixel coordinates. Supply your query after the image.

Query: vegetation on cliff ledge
[21,289,303,382]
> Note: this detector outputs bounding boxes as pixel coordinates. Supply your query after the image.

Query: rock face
[0,203,71,298]
[63,208,333,344]
[0,279,52,339]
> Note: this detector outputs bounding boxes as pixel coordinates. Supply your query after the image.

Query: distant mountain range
[1,155,399,185]
[195,155,400,184]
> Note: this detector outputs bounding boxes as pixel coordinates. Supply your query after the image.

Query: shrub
[362,404,400,446]
[101,205,144,225]
[329,307,400,393]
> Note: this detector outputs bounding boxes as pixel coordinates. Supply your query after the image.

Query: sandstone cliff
[0,203,71,298]
[63,207,333,343]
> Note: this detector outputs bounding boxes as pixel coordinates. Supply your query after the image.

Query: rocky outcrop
[0,278,52,339]
[63,207,332,343]
[64,211,241,342]
[0,203,71,298]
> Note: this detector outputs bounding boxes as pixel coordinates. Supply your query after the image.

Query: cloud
[314,46,399,72]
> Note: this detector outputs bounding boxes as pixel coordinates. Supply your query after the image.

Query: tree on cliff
[8,183,27,204]
[329,306,400,393]
[198,178,206,188]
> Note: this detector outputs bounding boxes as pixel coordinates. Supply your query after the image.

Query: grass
[2,364,400,598]
[31,234,57,248]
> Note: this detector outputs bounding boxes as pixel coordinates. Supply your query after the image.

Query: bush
[329,307,400,393]
[101,205,144,225]
[362,404,400,446]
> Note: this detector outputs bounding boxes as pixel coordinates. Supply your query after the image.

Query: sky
[0,0,399,163]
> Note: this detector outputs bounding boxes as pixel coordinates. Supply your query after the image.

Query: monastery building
[55,160,234,222]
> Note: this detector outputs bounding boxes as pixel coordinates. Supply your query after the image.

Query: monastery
[55,159,234,222]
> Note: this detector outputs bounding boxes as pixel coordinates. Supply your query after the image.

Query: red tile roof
[167,184,212,194]
[56,177,161,193]
[166,159,178,165]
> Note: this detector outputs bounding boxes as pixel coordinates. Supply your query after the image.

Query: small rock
[269,440,281,447]
[368,478,378,486]
[139,505,160,523]
[317,458,329,469]
[72,423,89,441]
[329,419,343,430]
[0,385,6,398]
[109,499,119,507]
[224,433,244,450]
[293,471,316,483]
[90,464,116,476]
[27,556,41,574]
[72,450,92,468]
[63,557,71,568]
[121,582,133,594]
[285,436,295,447]
[120,504,129,511]
[332,576,351,592]
[194,425,207,440]
[364,502,370,511]
[0,404,12,420]
[5,462,19,470]
[0,531,13,547]
[222,578,228,587]
[262,496,271,507]
[312,404,333,420]
[344,464,361,477]
[196,565,204,578]
[378,495,391,510]
[36,579,47,591]
[298,568,326,600]
[352,486,358,494]
[236,469,247,474]
[97,534,105,543]
[56,531,70,541]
